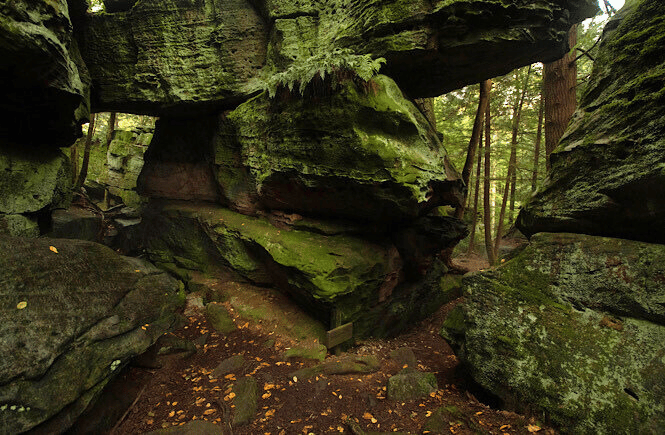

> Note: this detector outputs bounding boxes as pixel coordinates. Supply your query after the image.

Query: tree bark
[106,112,117,149]
[76,112,96,190]
[532,93,545,191]
[483,99,496,265]
[508,65,531,222]
[467,119,483,255]
[544,25,578,171]
[414,98,436,129]
[455,80,492,219]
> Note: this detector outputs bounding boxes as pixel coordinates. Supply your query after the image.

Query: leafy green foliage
[260,49,386,98]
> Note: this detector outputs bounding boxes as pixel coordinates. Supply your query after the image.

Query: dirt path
[103,249,551,435]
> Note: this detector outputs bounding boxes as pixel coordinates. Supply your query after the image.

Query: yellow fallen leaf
[225,374,236,380]
[527,424,542,432]
[203,409,216,415]
[363,412,374,420]
[262,392,271,399]
[49,246,58,253]
[16,301,27,310]
[168,411,175,417]
[265,409,275,417]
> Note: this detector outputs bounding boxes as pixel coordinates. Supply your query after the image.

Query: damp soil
[99,250,553,435]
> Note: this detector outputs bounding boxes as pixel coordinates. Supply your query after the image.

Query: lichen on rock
[441,232,665,434]
[518,0,665,243]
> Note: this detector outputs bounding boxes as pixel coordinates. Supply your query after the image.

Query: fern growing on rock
[260,48,386,98]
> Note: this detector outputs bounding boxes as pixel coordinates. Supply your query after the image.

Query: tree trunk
[532,93,545,191]
[106,112,117,149]
[455,80,492,219]
[414,98,436,129]
[70,141,79,184]
[544,25,578,171]
[483,99,496,265]
[76,112,96,190]
[467,119,483,255]
[508,65,531,222]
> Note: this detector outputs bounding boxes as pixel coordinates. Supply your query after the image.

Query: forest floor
[106,248,551,435]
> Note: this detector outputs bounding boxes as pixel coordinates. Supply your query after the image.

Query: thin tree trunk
[467,119,483,255]
[70,141,79,184]
[483,99,496,265]
[455,80,492,219]
[532,93,545,191]
[106,112,117,149]
[508,65,532,222]
[76,112,96,190]
[544,25,578,171]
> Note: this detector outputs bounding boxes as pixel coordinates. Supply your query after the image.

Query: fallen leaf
[16,301,27,310]
[203,409,216,415]
[527,424,542,432]
[262,392,271,399]
[168,411,175,418]
[265,409,275,417]
[49,246,58,253]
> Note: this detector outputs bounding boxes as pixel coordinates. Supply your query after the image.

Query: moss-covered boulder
[0,146,72,237]
[142,201,464,338]
[518,0,665,244]
[441,232,665,434]
[0,235,182,434]
[217,75,463,222]
[0,0,90,148]
[104,129,151,207]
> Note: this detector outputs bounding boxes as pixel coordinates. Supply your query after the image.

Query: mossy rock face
[205,303,237,335]
[0,146,72,216]
[0,235,181,434]
[232,376,258,427]
[218,75,464,223]
[141,201,464,338]
[441,232,665,434]
[78,0,267,115]
[518,0,665,244]
[0,0,90,148]
[77,0,596,113]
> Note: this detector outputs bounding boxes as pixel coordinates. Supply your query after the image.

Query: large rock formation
[442,2,665,433]
[78,0,597,114]
[0,0,90,147]
[0,146,72,237]
[0,235,182,434]
[517,0,665,243]
[76,0,268,115]
[441,233,665,434]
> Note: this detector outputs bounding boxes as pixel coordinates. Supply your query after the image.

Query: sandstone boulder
[0,235,182,434]
[0,0,89,147]
[215,75,464,222]
[141,201,466,338]
[441,233,665,434]
[518,0,665,244]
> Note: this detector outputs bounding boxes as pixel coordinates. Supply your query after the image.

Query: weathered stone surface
[141,201,464,338]
[231,376,258,426]
[290,355,381,380]
[0,0,90,147]
[78,0,267,114]
[137,116,221,203]
[0,235,181,434]
[441,233,665,434]
[49,207,103,242]
[78,0,596,113]
[0,145,72,237]
[387,368,437,401]
[105,129,151,207]
[212,355,245,378]
[268,0,598,97]
[518,0,665,244]
[216,75,464,222]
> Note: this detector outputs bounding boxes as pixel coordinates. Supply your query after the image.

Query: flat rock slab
[142,419,229,435]
[290,355,381,381]
[387,368,437,401]
[0,235,181,434]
